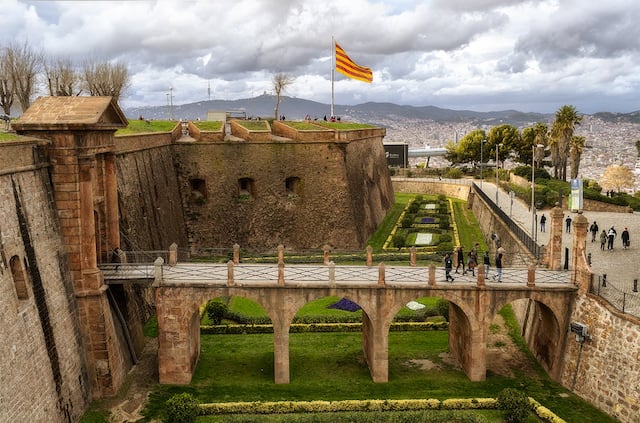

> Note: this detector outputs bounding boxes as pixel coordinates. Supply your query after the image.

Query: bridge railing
[143,261,571,286]
[471,182,542,260]
[590,274,640,318]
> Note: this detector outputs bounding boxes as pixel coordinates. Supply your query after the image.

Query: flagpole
[331,36,335,118]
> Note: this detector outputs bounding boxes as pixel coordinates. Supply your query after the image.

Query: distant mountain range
[124,94,640,126]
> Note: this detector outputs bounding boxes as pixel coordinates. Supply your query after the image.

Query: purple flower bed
[328,298,362,312]
[420,217,435,224]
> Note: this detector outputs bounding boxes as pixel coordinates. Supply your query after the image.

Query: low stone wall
[0,138,49,174]
[560,295,640,422]
[114,132,173,153]
[392,178,471,201]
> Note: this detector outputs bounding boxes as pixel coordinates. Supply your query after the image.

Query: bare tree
[82,59,129,103]
[273,72,294,120]
[600,164,634,193]
[0,47,15,115]
[44,56,82,96]
[5,41,42,112]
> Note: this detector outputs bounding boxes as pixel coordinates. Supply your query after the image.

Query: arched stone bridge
[102,260,576,385]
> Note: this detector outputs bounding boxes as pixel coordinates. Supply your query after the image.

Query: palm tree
[569,135,586,179]
[550,105,582,181]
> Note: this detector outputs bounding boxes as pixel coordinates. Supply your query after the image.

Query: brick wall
[0,144,89,422]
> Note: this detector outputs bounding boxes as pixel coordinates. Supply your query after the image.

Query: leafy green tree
[444,129,487,166]
[488,124,520,163]
[550,105,582,180]
[519,122,549,165]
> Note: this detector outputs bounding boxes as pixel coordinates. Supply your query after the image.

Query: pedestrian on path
[565,215,572,233]
[455,246,465,273]
[465,248,477,276]
[622,227,630,249]
[590,221,599,242]
[607,226,617,250]
[599,230,607,251]
[483,251,490,277]
[444,253,454,282]
[540,214,546,232]
[493,247,504,282]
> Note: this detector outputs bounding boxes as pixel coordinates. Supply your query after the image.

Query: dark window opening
[190,178,207,204]
[238,178,255,199]
[285,177,301,197]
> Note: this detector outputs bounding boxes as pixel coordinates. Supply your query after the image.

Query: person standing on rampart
[539,214,546,232]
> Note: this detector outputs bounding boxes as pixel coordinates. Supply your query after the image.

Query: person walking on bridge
[455,246,465,273]
[483,250,490,278]
[493,247,504,282]
[444,253,454,282]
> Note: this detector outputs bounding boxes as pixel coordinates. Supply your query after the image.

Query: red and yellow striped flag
[335,42,373,83]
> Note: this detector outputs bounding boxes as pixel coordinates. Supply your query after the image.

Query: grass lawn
[0,132,20,141]
[366,192,418,250]
[143,321,614,422]
[116,119,177,135]
[235,120,269,130]
[313,121,375,129]
[283,121,329,130]
[193,121,223,131]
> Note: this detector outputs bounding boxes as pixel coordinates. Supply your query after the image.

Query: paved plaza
[480,181,640,290]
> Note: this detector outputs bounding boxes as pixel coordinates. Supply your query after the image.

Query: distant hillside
[592,111,640,124]
[124,94,552,126]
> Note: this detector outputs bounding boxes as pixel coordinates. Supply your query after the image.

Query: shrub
[166,393,200,423]
[392,233,407,248]
[206,300,228,325]
[436,299,449,322]
[443,168,463,179]
[497,388,531,423]
[439,234,452,243]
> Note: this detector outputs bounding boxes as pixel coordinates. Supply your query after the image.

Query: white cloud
[1,0,640,113]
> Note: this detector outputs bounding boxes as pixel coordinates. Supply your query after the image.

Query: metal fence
[471,182,542,260]
[590,275,640,318]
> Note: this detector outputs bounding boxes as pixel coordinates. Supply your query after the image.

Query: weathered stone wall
[392,178,471,200]
[115,144,189,251]
[175,133,393,251]
[0,142,89,422]
[560,295,640,423]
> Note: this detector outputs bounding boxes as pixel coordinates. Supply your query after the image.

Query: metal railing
[471,182,542,259]
[590,275,640,318]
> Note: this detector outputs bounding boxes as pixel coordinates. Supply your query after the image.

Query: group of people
[593,223,630,251]
[554,216,632,252]
[444,244,504,282]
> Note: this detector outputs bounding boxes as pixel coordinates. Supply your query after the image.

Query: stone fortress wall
[0,140,90,423]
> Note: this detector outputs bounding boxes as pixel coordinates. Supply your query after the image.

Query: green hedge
[196,396,565,422]
[201,321,449,335]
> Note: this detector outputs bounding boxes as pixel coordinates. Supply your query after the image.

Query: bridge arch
[489,289,574,379]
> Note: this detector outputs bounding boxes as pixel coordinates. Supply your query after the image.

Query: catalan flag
[335,42,373,83]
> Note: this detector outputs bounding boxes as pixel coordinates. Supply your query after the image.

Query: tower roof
[13,96,128,131]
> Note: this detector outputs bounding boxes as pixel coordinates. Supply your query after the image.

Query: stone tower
[13,96,129,398]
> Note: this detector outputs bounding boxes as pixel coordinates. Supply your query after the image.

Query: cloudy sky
[3,0,640,113]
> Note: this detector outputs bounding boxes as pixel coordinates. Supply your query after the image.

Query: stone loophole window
[10,255,29,300]
[285,177,300,197]
[238,178,255,200]
[190,178,207,204]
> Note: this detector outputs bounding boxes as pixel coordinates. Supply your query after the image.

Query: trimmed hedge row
[195,397,565,422]
[201,321,449,335]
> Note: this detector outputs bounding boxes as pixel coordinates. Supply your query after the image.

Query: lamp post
[480,138,486,189]
[495,143,502,205]
[531,144,544,241]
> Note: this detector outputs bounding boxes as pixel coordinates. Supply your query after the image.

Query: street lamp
[480,138,486,189]
[495,143,502,205]
[531,144,544,241]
